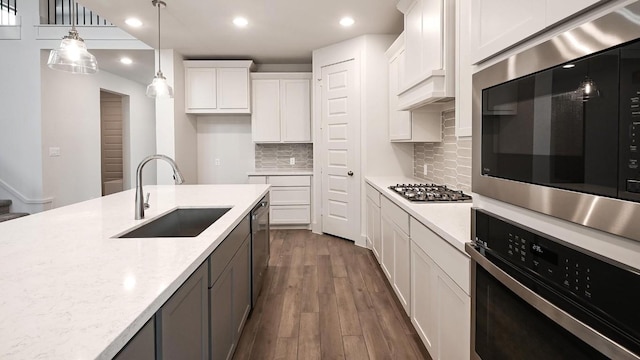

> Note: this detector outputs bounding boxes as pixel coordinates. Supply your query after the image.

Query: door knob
[348,171,354,176]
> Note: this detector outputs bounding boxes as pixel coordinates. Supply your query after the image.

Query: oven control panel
[473,209,640,318]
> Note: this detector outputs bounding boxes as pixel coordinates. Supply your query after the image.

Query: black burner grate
[388,183,472,202]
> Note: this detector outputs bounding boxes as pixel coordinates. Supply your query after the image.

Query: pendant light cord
[71,0,76,31]
[157,0,162,74]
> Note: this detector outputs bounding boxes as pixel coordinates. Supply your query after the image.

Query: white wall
[172,52,198,184]
[154,49,198,185]
[40,51,156,208]
[197,116,254,184]
[0,0,47,213]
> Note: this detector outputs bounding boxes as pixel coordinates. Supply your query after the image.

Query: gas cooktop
[389,183,472,202]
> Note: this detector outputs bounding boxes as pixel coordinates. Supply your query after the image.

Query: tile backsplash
[414,110,472,192]
[255,143,313,169]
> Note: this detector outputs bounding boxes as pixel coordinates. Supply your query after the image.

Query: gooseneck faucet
[135,154,185,220]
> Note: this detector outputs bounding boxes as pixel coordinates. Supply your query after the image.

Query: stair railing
[43,0,112,26]
[1,0,17,25]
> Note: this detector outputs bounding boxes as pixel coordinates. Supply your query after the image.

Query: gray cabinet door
[114,318,155,360]
[211,261,234,360]
[211,234,252,360]
[158,261,209,360]
[232,235,251,341]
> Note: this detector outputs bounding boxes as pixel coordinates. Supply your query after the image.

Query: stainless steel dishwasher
[251,195,270,307]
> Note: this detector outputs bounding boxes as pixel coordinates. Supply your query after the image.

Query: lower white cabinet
[380,197,411,315]
[366,184,382,261]
[410,218,470,360]
[248,174,311,225]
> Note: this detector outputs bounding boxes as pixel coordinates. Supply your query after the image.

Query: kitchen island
[0,184,269,359]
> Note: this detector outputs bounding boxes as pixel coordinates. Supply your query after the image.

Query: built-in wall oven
[473,2,640,243]
[468,208,640,360]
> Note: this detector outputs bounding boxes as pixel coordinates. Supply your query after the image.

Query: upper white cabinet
[184,60,254,114]
[251,73,311,143]
[387,34,442,142]
[470,0,603,64]
[393,0,455,110]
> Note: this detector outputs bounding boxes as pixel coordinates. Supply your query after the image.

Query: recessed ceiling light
[233,17,248,28]
[340,17,355,27]
[563,64,576,69]
[125,18,143,27]
[120,57,133,65]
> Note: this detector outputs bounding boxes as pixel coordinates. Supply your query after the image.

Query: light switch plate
[215,158,221,166]
[289,157,295,165]
[423,164,428,176]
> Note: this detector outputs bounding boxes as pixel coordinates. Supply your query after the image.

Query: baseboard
[0,178,53,213]
[270,224,312,230]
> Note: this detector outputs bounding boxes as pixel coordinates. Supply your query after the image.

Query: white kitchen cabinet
[394,0,455,110]
[546,0,601,25]
[410,239,438,356]
[184,60,253,114]
[248,174,311,226]
[410,217,470,360]
[436,270,470,360]
[251,73,311,143]
[380,196,411,315]
[366,184,382,262]
[470,0,603,64]
[387,33,443,142]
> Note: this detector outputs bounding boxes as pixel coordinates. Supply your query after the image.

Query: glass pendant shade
[146,71,174,98]
[47,0,98,75]
[147,0,173,99]
[573,76,600,102]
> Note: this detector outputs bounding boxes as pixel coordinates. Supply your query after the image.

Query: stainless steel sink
[118,207,231,238]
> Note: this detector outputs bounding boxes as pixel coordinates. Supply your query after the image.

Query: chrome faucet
[135,154,185,220]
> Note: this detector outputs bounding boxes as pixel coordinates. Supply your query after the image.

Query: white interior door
[321,60,360,241]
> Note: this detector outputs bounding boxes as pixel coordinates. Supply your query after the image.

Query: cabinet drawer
[209,215,250,287]
[365,183,381,207]
[410,217,470,294]
[270,187,310,205]
[381,196,409,235]
[268,175,310,187]
[270,205,310,224]
[248,176,267,184]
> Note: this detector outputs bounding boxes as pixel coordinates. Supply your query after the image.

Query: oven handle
[465,243,640,360]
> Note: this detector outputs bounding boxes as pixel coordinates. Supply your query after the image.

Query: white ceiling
[91,49,155,85]
[79,0,403,64]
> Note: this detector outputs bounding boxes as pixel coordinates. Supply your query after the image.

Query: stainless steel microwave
[473,2,640,243]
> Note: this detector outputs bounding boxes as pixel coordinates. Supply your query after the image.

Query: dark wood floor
[233,230,432,360]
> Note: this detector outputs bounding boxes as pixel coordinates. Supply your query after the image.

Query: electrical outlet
[423,164,428,176]
[49,147,61,157]
[215,158,221,166]
[289,157,295,165]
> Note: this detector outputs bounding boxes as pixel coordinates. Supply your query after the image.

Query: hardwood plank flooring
[233,230,432,360]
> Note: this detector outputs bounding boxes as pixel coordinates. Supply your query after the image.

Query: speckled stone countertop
[0,184,269,359]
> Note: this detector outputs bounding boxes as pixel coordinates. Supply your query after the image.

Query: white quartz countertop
[247,169,313,176]
[366,176,473,254]
[0,184,269,360]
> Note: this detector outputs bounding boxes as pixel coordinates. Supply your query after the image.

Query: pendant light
[47,0,98,74]
[574,76,600,102]
[146,0,173,98]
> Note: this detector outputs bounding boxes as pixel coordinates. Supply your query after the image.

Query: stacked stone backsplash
[255,143,313,169]
[414,110,472,192]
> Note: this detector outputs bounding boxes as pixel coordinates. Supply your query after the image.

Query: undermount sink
[118,207,231,238]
